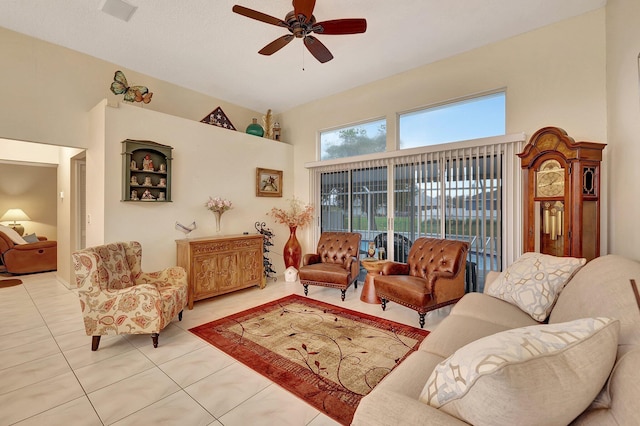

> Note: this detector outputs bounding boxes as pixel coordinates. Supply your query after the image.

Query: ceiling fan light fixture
[233,1,366,64]
[100,0,137,22]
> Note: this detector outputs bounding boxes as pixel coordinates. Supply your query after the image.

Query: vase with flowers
[205,196,233,233]
[269,197,314,269]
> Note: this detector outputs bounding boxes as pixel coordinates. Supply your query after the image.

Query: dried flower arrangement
[269,197,314,228]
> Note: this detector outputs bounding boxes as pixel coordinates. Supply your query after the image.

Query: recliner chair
[0,226,57,274]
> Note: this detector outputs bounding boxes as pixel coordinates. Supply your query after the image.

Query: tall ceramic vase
[283,226,302,269]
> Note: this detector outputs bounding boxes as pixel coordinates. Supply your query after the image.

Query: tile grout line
[8,277,106,424]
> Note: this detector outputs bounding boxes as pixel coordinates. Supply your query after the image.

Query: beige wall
[85,101,294,275]
[280,9,608,253]
[606,0,640,259]
[0,26,263,149]
[0,26,267,285]
[0,162,57,239]
[5,3,640,282]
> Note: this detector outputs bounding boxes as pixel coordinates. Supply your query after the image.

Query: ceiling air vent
[100,0,137,22]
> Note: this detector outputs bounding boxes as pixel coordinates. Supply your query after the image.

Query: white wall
[606,0,640,260]
[57,146,84,284]
[281,9,608,255]
[87,101,294,274]
[0,139,61,164]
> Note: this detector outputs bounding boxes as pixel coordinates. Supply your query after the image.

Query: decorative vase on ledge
[246,118,264,137]
[283,225,302,269]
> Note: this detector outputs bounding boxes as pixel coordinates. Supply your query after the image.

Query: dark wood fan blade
[259,35,294,55]
[232,5,287,27]
[313,19,367,35]
[293,0,316,23]
[304,36,333,63]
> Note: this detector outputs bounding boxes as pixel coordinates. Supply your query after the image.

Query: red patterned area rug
[189,294,429,425]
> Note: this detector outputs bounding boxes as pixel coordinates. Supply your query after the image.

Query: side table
[360,259,389,304]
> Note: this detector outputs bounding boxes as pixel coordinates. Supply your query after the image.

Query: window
[399,92,505,149]
[320,119,386,160]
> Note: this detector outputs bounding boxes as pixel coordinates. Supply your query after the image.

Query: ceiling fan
[232,0,367,64]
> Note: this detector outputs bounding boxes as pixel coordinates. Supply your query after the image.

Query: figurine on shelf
[143,154,154,171]
[141,189,155,200]
[130,175,138,185]
[143,176,152,186]
[131,190,139,200]
[159,163,166,173]
[273,122,281,141]
[367,241,376,259]
[158,192,166,201]
[158,178,166,187]
[130,160,137,170]
[378,246,386,260]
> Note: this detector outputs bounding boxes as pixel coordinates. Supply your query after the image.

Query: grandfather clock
[518,127,606,261]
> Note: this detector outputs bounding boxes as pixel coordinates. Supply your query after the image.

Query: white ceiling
[0,0,605,113]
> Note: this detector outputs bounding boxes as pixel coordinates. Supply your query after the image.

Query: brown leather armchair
[374,237,469,328]
[0,229,57,274]
[298,232,362,301]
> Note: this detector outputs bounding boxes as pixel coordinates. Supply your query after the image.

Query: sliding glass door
[319,166,389,262]
[312,137,522,291]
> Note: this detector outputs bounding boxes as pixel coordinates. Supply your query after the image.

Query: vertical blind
[308,135,524,290]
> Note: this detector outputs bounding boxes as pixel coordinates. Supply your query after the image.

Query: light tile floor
[0,272,450,425]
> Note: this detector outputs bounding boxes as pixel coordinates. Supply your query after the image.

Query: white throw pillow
[0,225,28,245]
[485,252,586,321]
[420,317,619,426]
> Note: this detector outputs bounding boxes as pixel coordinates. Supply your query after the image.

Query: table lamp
[0,208,31,236]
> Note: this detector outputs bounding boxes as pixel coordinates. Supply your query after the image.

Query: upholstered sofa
[0,225,57,274]
[353,254,640,425]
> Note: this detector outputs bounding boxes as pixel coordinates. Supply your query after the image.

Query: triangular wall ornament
[200,106,236,131]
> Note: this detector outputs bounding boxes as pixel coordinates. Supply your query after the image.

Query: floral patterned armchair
[72,241,188,351]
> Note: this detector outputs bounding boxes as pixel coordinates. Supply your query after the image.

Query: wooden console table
[176,234,264,309]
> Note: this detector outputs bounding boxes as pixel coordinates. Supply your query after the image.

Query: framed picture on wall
[256,168,283,197]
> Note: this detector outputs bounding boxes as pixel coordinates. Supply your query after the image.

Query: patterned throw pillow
[420,317,619,426]
[485,252,586,321]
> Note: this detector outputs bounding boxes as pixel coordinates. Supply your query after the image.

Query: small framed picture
[256,168,283,197]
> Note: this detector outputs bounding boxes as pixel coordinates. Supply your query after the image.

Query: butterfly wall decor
[110,70,153,103]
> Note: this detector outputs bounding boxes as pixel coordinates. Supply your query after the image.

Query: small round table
[360,259,389,304]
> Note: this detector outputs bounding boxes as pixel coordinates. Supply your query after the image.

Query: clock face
[536,159,565,198]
